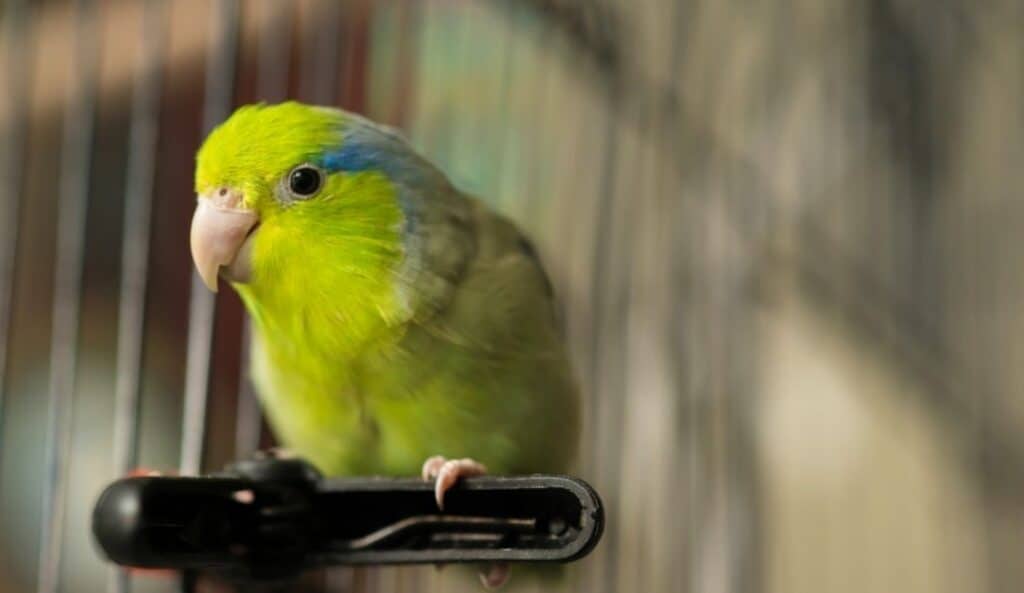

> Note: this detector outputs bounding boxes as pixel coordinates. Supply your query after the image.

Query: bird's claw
[479,562,510,589]
[420,456,487,510]
[420,455,448,481]
[420,456,506,588]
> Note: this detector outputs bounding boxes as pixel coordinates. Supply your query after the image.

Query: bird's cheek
[222,229,256,285]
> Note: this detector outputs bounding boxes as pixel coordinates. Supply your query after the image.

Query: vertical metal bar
[667,4,695,593]
[299,0,340,105]
[234,319,261,458]
[438,1,470,168]
[180,0,239,477]
[108,1,165,592]
[655,4,688,593]
[37,1,98,592]
[256,0,292,104]
[519,13,557,227]
[579,88,622,593]
[410,0,439,155]
[480,3,517,208]
[386,0,420,128]
[0,0,30,456]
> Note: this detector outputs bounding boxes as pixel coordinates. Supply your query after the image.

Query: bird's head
[192,102,471,351]
[192,101,430,294]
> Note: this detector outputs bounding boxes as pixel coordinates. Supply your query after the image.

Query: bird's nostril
[210,187,242,209]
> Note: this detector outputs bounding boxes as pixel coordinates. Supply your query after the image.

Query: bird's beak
[190,188,259,292]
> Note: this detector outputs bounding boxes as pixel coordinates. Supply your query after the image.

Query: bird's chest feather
[246,314,528,478]
[243,297,409,473]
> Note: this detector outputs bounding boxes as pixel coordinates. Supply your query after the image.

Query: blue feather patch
[319,129,422,236]
[320,142,384,173]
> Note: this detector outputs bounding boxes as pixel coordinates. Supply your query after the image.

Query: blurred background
[1,0,1022,592]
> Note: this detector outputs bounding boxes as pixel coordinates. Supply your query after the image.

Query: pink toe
[479,563,510,589]
[433,458,488,510]
[434,463,459,509]
[421,455,447,480]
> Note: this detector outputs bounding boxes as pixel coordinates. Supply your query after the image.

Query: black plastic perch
[91,457,604,585]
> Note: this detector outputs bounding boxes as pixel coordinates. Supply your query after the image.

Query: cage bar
[255,0,293,104]
[37,1,99,592]
[0,0,29,460]
[579,90,623,593]
[179,0,240,478]
[233,320,261,459]
[299,0,341,106]
[107,1,166,592]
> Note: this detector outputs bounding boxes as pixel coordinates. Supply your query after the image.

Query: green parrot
[190,102,580,586]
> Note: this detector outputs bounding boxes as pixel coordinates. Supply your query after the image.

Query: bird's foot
[420,455,487,510]
[479,562,510,590]
[420,456,508,589]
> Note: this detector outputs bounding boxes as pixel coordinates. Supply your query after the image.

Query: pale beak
[189,188,259,292]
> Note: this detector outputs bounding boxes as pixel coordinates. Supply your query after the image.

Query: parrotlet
[190,102,580,587]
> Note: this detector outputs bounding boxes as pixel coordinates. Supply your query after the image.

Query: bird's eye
[286,165,323,199]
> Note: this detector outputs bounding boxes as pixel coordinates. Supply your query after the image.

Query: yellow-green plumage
[195,102,579,479]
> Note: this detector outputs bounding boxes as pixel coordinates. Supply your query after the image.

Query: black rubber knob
[92,476,255,569]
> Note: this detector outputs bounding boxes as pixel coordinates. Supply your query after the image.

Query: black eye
[287,166,322,198]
